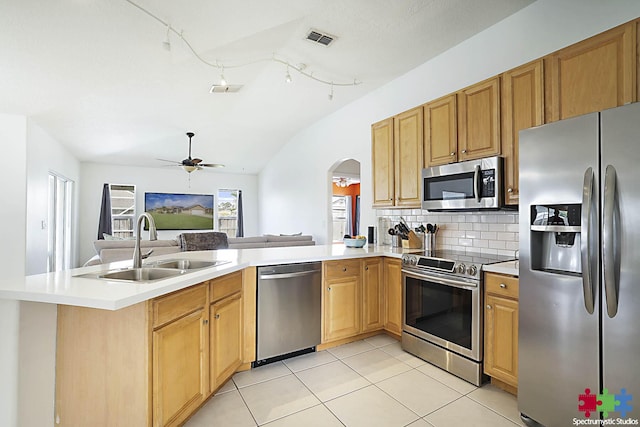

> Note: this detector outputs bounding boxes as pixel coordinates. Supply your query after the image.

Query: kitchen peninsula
[0,244,413,427]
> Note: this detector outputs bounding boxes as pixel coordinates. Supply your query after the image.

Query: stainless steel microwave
[422,156,503,211]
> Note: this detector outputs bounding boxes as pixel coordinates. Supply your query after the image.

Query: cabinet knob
[214,314,220,319]
[450,152,455,156]
[365,266,369,271]
[507,187,514,193]
[327,287,331,291]
[204,319,209,325]
[342,267,347,272]
[486,304,492,310]
[461,149,467,154]
[500,283,507,289]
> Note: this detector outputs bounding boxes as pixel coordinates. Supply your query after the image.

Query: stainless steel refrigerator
[519,102,640,427]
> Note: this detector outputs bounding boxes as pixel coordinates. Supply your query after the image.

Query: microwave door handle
[473,165,481,203]
[581,167,595,314]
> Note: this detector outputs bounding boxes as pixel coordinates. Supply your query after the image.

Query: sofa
[85,233,316,265]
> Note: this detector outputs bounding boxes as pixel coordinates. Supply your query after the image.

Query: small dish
[344,237,367,248]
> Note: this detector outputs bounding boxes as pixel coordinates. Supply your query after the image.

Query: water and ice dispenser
[529,204,582,275]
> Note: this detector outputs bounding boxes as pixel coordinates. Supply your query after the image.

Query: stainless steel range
[401,250,514,386]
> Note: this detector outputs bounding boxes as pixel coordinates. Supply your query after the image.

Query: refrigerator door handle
[581,167,595,314]
[473,164,481,203]
[603,164,619,318]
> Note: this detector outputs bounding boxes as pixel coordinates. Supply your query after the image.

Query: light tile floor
[185,334,525,427]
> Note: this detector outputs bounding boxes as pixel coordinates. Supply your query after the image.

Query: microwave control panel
[481,170,496,197]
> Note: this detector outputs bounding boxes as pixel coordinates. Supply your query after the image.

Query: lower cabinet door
[153,309,208,427]
[384,258,402,335]
[210,293,243,391]
[323,277,361,342]
[484,294,519,387]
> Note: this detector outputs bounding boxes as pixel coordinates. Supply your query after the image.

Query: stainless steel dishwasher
[254,262,322,366]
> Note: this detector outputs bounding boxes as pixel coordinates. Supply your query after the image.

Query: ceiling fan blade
[157,158,182,165]
[199,163,225,168]
[192,158,203,164]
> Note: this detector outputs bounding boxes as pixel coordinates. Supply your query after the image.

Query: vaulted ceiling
[0,0,534,174]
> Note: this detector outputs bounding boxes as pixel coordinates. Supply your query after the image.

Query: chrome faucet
[133,213,158,268]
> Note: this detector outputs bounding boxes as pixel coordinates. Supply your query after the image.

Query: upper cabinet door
[458,77,501,162]
[424,94,458,167]
[546,21,636,122]
[502,60,544,206]
[371,118,395,207]
[394,107,423,207]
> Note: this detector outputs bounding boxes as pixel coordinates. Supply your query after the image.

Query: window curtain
[235,190,244,237]
[97,183,112,239]
[354,195,360,236]
[345,195,353,237]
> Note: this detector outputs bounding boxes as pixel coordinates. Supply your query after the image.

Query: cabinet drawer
[210,271,243,302]
[485,273,519,299]
[153,284,207,328]
[324,259,362,279]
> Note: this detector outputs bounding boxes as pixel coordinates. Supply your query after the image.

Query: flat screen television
[144,192,214,230]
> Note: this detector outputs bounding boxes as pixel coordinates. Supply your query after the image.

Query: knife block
[402,231,423,249]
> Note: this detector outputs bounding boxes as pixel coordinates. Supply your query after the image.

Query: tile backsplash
[376,209,519,257]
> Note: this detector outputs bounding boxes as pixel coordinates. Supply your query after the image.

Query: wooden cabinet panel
[485,272,519,300]
[424,94,458,166]
[153,308,208,427]
[372,118,395,207]
[384,258,402,335]
[502,60,544,205]
[394,107,424,206]
[546,21,636,122]
[362,257,384,332]
[458,77,501,161]
[210,293,243,391]
[323,260,362,342]
[153,284,207,328]
[484,294,518,388]
[210,270,242,302]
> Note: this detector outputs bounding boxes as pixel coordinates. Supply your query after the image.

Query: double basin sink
[76,259,230,283]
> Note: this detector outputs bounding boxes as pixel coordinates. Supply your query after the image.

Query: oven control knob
[467,265,478,276]
[456,263,466,274]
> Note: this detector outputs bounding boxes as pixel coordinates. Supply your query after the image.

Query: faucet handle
[141,249,154,259]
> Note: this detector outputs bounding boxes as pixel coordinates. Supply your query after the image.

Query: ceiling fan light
[182,165,197,173]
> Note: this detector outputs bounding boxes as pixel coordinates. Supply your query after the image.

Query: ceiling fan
[158,132,225,173]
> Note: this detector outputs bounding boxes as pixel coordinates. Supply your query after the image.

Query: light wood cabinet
[362,257,384,332]
[501,60,544,205]
[424,94,458,166]
[546,21,636,122]
[55,270,249,427]
[384,258,403,336]
[458,77,501,162]
[153,303,208,427]
[372,107,423,208]
[322,259,362,342]
[210,292,242,391]
[484,272,519,393]
[394,107,424,207]
[371,118,395,207]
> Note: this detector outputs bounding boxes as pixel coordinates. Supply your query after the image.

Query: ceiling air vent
[306,29,336,47]
[209,84,243,94]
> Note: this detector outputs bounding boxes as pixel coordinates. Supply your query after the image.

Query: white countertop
[0,244,415,310]
[483,260,519,277]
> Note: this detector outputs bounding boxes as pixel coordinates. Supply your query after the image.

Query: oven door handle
[403,270,477,290]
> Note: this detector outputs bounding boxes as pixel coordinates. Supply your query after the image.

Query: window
[48,173,73,272]
[217,189,238,236]
[110,184,135,238]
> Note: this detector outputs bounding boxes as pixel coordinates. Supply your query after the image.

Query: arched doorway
[329,159,361,242]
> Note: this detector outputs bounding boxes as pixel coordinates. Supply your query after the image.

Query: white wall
[258,0,640,244]
[0,113,27,427]
[26,120,81,274]
[79,163,259,264]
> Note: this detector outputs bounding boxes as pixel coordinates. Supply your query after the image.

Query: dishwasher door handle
[259,270,320,280]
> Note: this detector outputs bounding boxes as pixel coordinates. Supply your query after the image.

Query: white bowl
[344,237,367,248]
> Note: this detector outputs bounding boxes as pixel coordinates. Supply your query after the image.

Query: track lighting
[285,66,292,83]
[162,24,171,51]
[219,67,227,86]
[328,83,334,101]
